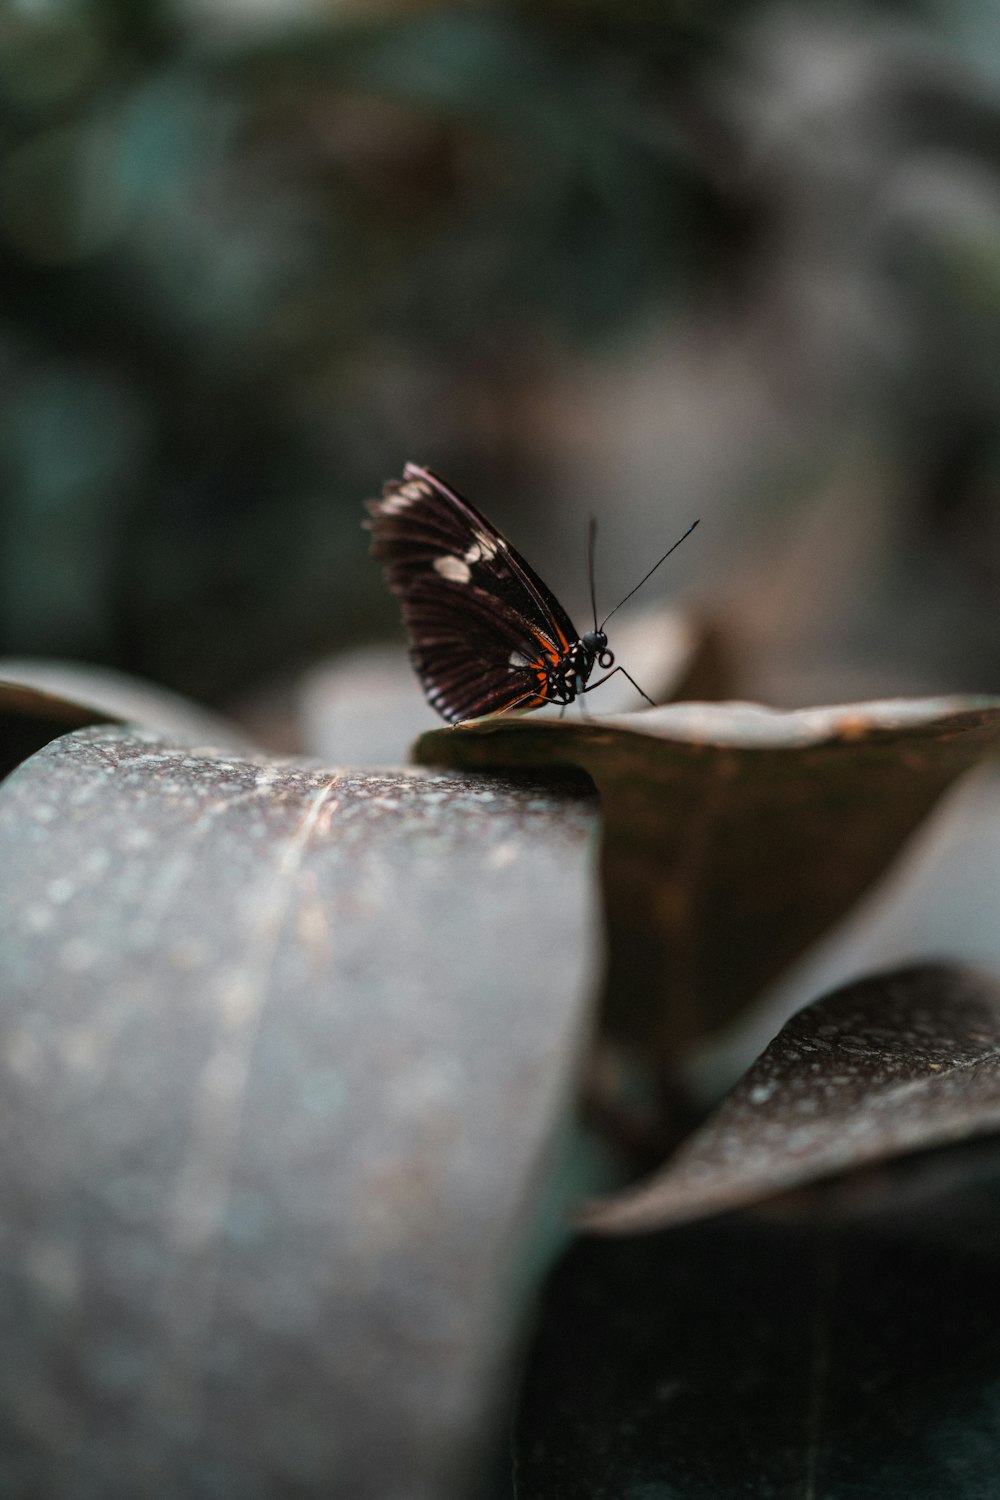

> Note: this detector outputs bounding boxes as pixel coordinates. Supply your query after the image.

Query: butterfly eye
[598,648,615,670]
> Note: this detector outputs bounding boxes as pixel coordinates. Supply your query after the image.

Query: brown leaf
[415,697,1000,1059]
[582,964,1000,1233]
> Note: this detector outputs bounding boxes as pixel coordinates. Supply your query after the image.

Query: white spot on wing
[433,555,472,584]
[473,529,500,559]
[379,480,428,514]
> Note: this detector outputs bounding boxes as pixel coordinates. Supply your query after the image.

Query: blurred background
[2,0,1000,730]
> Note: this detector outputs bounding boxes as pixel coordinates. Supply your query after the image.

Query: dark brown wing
[365,463,579,723]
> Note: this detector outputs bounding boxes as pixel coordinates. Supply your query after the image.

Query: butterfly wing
[365,463,579,723]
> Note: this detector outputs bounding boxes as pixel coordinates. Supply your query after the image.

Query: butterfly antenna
[599,519,700,631]
[586,516,599,632]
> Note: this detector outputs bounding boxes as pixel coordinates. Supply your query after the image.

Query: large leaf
[516,1173,1000,1499]
[583,963,1000,1233]
[0,677,116,779]
[415,698,1000,1060]
[0,725,599,1499]
[0,658,250,777]
[715,763,1000,1086]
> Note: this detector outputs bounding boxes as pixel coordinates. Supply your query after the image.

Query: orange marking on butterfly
[528,627,562,665]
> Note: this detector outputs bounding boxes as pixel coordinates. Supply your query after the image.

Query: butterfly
[365,462,698,725]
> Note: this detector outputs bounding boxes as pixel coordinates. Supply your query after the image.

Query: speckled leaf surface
[0,658,250,776]
[0,675,117,777]
[0,726,600,1500]
[415,698,1000,1058]
[584,964,1000,1233]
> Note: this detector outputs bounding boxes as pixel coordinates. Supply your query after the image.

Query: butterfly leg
[617,665,656,707]
[539,681,571,711]
[581,664,656,708]
[455,687,547,722]
[497,689,550,715]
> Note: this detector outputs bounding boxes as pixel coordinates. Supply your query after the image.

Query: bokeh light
[0,0,998,712]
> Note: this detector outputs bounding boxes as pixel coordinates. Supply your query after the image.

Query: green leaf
[0,675,115,779]
[415,698,1000,1061]
[0,726,599,1497]
[516,1169,1000,1498]
[0,658,252,778]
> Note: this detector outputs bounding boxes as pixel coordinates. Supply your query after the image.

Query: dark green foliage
[0,3,733,696]
[517,1175,1000,1498]
[6,0,996,700]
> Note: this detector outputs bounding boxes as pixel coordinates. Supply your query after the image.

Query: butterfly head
[581,629,614,670]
